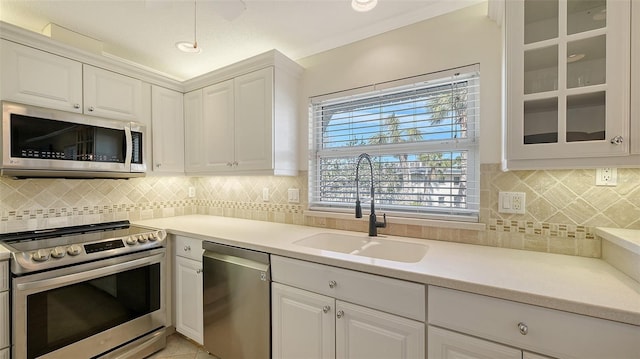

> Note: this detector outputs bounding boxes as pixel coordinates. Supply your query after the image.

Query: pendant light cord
[193,0,198,49]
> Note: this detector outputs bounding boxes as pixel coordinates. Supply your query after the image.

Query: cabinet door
[272,283,335,359]
[0,292,8,350]
[336,301,424,359]
[1,40,83,112]
[83,64,143,121]
[174,256,203,345]
[184,89,204,173]
[234,67,274,171]
[151,86,184,173]
[202,80,235,171]
[428,326,522,359]
[506,0,631,162]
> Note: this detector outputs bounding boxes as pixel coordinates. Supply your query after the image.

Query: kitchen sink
[294,232,428,263]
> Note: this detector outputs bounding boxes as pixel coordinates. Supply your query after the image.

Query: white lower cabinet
[174,236,204,345]
[0,261,8,355]
[428,286,640,359]
[272,283,335,359]
[271,256,425,359]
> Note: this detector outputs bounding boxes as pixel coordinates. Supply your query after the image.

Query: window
[309,65,480,221]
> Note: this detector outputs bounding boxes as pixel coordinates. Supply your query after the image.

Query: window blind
[309,65,480,221]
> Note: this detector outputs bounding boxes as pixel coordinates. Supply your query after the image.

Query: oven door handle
[16,252,164,292]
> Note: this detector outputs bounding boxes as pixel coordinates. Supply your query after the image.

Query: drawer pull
[322,305,331,314]
[184,245,191,251]
[336,310,344,319]
[329,280,337,289]
[518,322,528,335]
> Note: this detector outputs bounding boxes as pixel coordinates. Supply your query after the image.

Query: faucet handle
[376,213,387,228]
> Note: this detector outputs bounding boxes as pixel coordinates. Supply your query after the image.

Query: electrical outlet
[262,188,270,202]
[188,186,196,198]
[596,168,617,186]
[498,192,526,214]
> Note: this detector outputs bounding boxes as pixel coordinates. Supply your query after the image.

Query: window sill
[303,210,486,231]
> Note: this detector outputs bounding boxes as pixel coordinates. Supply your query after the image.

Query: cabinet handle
[73,104,81,109]
[196,268,203,274]
[322,305,331,314]
[226,162,233,167]
[517,322,528,335]
[610,136,624,145]
[88,106,95,112]
[184,245,191,251]
[336,310,344,319]
[329,280,337,289]
[233,161,239,167]
[156,163,162,168]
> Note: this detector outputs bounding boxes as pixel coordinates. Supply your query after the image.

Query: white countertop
[135,215,640,326]
[595,227,640,255]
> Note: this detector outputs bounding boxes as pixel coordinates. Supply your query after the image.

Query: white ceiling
[0,0,483,82]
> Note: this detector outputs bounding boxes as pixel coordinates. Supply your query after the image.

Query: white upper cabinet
[1,39,83,112]
[1,40,146,123]
[151,86,184,173]
[183,50,302,176]
[83,64,144,122]
[505,0,636,169]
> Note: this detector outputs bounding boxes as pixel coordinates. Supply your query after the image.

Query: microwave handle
[124,124,133,169]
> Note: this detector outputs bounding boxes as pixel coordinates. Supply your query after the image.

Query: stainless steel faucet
[355,153,387,236]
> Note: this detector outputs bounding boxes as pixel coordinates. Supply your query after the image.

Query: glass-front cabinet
[506,0,631,165]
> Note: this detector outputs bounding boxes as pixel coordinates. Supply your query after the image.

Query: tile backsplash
[1,165,638,258]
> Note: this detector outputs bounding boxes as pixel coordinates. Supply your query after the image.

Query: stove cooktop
[0,220,166,275]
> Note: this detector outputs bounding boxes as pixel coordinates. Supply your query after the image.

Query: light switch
[288,188,300,203]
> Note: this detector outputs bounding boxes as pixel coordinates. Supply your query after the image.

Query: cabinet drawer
[272,255,425,321]
[175,236,204,261]
[428,286,640,359]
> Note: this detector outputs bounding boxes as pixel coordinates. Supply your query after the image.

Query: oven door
[12,248,165,359]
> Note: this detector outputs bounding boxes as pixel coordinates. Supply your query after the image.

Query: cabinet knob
[517,322,528,335]
[73,103,81,109]
[610,136,624,145]
[184,245,191,251]
[196,268,203,274]
[336,310,344,319]
[329,280,337,289]
[322,305,331,313]
[233,161,239,167]
[88,106,95,112]
[156,163,162,168]
[226,162,233,167]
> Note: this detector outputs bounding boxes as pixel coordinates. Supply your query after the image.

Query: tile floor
[146,333,211,359]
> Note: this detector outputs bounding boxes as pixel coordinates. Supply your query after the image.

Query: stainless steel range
[0,220,167,359]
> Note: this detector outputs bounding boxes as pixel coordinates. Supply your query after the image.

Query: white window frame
[308,64,480,222]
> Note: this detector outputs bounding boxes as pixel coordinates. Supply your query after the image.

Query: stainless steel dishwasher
[202,241,271,359]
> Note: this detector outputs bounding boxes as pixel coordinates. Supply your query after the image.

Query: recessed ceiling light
[352,0,377,12]
[176,41,202,54]
[567,53,585,63]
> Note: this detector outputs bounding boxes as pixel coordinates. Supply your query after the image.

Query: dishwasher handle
[203,250,270,276]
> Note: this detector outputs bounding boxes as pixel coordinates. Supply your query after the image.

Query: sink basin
[294,232,428,263]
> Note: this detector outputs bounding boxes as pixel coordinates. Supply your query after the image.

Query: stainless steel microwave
[1,101,146,178]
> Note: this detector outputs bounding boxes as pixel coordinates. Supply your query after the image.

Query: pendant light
[176,0,201,53]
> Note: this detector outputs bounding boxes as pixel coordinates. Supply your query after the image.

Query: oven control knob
[125,236,137,245]
[67,245,82,256]
[51,247,66,259]
[148,233,158,241]
[32,249,50,262]
[138,234,148,243]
